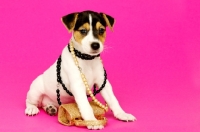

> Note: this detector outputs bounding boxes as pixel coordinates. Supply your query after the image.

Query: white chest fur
[41,43,104,106]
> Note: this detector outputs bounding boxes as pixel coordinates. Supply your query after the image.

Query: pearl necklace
[56,47,107,105]
[69,41,108,111]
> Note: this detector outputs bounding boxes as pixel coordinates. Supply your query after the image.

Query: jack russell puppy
[25,10,136,130]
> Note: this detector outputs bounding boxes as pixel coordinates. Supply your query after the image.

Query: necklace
[56,55,107,98]
[56,42,108,111]
[67,45,100,60]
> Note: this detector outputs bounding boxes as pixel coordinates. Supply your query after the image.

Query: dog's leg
[72,86,96,120]
[74,94,104,130]
[62,52,104,129]
[100,80,137,121]
[25,75,44,116]
[70,82,104,130]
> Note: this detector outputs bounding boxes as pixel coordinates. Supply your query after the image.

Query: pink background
[0,0,200,131]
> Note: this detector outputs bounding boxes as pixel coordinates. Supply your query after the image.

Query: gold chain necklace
[69,41,108,111]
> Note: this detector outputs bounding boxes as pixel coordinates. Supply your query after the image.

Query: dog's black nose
[91,42,100,50]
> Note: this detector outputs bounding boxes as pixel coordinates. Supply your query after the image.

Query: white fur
[25,13,136,130]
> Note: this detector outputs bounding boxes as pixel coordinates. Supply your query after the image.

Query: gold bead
[82,77,86,81]
[97,101,100,105]
[105,107,108,111]
[83,76,87,81]
[82,75,86,79]
[91,96,95,100]
[93,99,97,103]
[88,91,92,95]
[85,86,88,89]
[99,104,103,108]
[84,81,88,85]
[70,47,74,51]
[82,79,86,82]
[86,86,89,90]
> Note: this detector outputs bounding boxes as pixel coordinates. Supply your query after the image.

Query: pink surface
[0,0,200,131]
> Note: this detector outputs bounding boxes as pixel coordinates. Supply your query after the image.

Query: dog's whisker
[104,45,113,50]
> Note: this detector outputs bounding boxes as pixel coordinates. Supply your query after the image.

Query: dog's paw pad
[115,113,136,122]
[25,106,39,116]
[45,105,57,116]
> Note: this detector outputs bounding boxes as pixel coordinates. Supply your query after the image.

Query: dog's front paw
[25,105,39,116]
[84,118,104,130]
[87,125,104,130]
[115,112,136,122]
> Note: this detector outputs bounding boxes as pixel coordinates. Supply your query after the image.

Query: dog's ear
[100,13,115,31]
[61,13,78,32]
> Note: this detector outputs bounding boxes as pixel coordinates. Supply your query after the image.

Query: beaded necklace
[56,42,108,111]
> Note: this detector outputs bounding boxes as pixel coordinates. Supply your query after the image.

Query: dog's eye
[79,29,88,35]
[99,28,105,35]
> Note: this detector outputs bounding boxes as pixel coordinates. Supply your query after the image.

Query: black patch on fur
[74,11,106,30]
[73,11,107,39]
[74,12,89,30]
[62,13,78,30]
[106,15,115,26]
[100,13,115,27]
[62,11,114,39]
[91,13,106,39]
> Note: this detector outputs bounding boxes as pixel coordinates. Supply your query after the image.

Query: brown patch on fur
[102,14,114,31]
[61,13,78,33]
[81,23,90,31]
[96,22,106,43]
[73,31,82,44]
[74,23,90,44]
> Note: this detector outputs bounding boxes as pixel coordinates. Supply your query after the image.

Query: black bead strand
[56,45,107,105]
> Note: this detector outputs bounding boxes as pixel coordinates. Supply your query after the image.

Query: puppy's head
[61,10,115,55]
